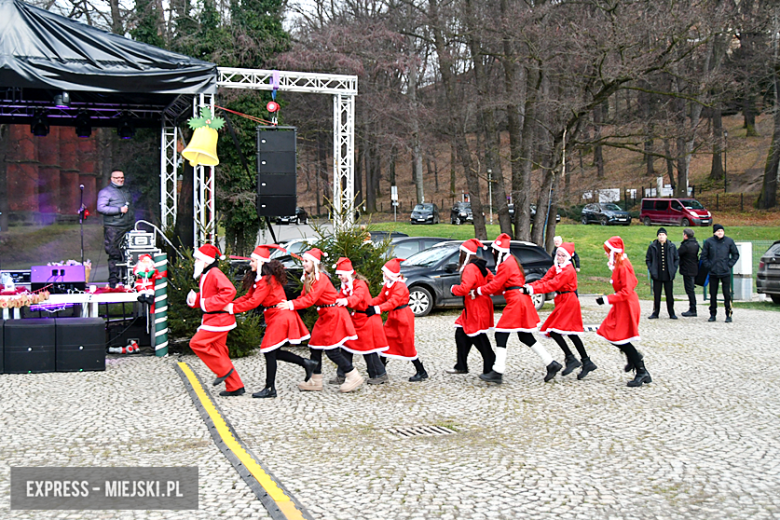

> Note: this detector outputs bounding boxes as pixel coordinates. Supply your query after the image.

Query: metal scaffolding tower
[159,69,358,245]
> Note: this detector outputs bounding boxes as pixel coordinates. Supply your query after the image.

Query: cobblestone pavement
[2,298,780,519]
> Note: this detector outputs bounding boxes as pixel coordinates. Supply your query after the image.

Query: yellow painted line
[178,362,306,520]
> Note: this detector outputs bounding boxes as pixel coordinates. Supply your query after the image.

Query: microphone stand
[79,186,85,271]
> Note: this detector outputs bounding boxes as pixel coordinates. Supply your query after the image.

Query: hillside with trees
[10,0,780,253]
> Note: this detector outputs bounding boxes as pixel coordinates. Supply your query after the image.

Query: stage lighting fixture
[31,111,50,137]
[75,111,92,138]
[117,114,135,139]
[53,91,71,107]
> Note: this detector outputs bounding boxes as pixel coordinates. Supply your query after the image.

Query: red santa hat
[491,233,511,253]
[382,258,405,280]
[460,238,486,270]
[334,257,355,276]
[251,244,286,263]
[554,242,575,272]
[491,233,511,264]
[136,254,154,266]
[604,236,625,269]
[194,244,224,264]
[558,242,575,260]
[302,248,327,264]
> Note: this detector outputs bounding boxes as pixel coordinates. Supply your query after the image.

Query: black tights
[263,348,307,389]
[337,350,387,378]
[616,341,643,368]
[309,348,354,375]
[454,328,495,374]
[548,331,589,359]
[494,331,536,349]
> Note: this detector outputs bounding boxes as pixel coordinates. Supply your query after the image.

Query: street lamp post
[487,169,493,225]
[724,130,728,193]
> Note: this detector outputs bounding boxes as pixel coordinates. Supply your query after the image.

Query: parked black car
[450,202,474,225]
[400,240,554,317]
[508,204,561,222]
[368,231,409,245]
[275,207,308,225]
[757,240,780,304]
[580,202,632,226]
[384,236,451,259]
[410,203,441,225]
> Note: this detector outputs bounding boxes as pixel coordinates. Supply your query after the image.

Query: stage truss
[159,69,358,246]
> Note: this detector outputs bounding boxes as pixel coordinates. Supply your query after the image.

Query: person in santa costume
[333,257,390,385]
[226,245,317,398]
[277,248,363,393]
[369,258,428,381]
[187,244,245,396]
[595,237,652,387]
[447,238,496,377]
[476,233,562,383]
[524,242,597,380]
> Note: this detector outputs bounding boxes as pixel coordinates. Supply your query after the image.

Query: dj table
[1,292,140,320]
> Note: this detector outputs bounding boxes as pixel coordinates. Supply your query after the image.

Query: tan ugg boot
[339,369,364,393]
[298,374,323,391]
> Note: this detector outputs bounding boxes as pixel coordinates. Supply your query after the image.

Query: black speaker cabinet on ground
[55,318,106,372]
[256,127,297,217]
[3,318,55,374]
[0,319,4,374]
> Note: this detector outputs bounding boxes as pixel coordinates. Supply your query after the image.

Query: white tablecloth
[1,292,139,320]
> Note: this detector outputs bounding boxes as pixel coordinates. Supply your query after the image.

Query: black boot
[252,387,277,398]
[577,357,598,380]
[301,359,318,382]
[624,351,643,373]
[409,360,428,382]
[627,359,652,387]
[409,370,428,382]
[479,370,503,384]
[681,309,697,317]
[544,361,562,382]
[561,355,581,376]
[219,387,245,396]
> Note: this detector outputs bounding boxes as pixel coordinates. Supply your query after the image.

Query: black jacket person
[678,229,700,316]
[701,224,739,322]
[645,228,679,319]
[97,170,134,287]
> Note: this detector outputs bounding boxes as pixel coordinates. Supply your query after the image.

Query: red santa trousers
[189,329,244,391]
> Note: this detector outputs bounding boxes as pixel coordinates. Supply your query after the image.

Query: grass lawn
[372,221,780,304]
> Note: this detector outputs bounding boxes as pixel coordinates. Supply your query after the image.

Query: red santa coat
[230,274,310,352]
[189,267,237,332]
[369,280,417,360]
[290,274,357,350]
[478,257,540,333]
[451,262,495,336]
[596,259,641,345]
[528,263,584,336]
[339,279,389,355]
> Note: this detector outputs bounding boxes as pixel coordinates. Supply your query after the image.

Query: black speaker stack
[1,318,106,374]
[256,127,297,217]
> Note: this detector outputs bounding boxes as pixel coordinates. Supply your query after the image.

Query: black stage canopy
[0,0,217,128]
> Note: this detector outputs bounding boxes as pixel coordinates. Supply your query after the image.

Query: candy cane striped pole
[153,253,169,357]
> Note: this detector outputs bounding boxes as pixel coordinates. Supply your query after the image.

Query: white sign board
[391,186,398,201]
[598,189,620,203]
[582,189,620,203]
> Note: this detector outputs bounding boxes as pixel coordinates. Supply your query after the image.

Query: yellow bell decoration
[182,108,225,167]
[182,126,219,166]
